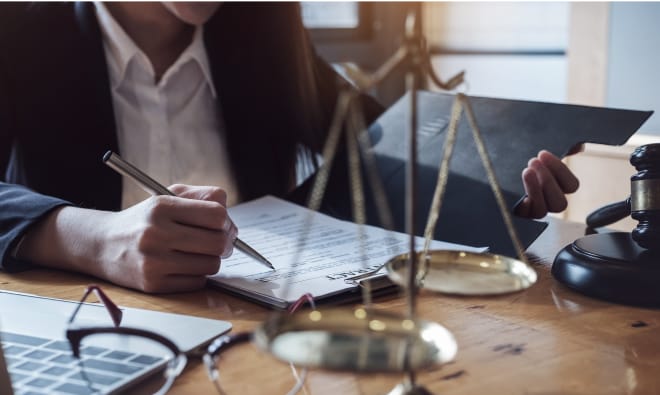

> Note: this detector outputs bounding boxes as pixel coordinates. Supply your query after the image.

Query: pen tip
[103,150,113,162]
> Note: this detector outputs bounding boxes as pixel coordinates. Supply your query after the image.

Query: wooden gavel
[586,143,660,249]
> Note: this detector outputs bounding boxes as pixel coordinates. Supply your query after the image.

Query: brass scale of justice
[246,13,538,395]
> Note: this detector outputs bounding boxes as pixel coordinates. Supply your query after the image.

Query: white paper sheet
[208,196,485,307]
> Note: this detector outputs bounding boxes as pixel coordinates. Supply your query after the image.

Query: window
[424,2,570,103]
[302,3,419,106]
[301,2,372,41]
[301,2,359,28]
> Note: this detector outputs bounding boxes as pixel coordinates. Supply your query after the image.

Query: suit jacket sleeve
[0,184,70,272]
[0,48,70,272]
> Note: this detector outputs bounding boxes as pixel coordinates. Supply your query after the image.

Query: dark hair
[205,3,337,198]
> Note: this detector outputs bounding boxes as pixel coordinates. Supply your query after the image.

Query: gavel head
[630,143,660,249]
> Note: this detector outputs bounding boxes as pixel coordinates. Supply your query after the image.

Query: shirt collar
[93,2,217,98]
[162,27,218,98]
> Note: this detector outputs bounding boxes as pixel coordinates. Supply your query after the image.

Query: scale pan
[253,308,457,372]
[386,250,537,295]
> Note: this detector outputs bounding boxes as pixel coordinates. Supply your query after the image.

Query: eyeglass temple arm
[287,292,316,313]
[68,285,123,327]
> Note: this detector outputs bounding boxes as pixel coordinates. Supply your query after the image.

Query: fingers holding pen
[133,249,220,285]
[169,184,228,206]
[155,222,231,257]
[147,195,237,256]
[135,253,217,293]
[151,195,229,229]
[102,153,242,292]
[99,192,237,293]
[167,185,237,256]
[168,186,270,268]
[221,221,237,259]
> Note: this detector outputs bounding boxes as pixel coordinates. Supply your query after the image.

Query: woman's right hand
[19,185,237,293]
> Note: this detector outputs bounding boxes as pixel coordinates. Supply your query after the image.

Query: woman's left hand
[516,149,580,219]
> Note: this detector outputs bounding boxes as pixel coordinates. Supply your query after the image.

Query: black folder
[304,91,652,256]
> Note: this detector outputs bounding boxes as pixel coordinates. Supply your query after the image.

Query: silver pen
[103,150,275,271]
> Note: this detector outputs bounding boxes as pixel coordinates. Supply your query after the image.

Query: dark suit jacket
[0,3,382,271]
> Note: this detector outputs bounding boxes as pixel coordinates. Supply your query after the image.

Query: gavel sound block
[553,144,660,306]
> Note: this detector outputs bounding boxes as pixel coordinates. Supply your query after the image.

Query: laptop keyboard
[2,331,165,395]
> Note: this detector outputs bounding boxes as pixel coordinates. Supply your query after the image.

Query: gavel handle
[586,198,631,228]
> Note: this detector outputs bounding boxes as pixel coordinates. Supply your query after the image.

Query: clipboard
[208,196,485,309]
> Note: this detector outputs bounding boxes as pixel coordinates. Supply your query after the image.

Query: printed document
[208,196,485,308]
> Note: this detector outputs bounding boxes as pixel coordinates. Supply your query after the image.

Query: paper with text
[208,196,485,307]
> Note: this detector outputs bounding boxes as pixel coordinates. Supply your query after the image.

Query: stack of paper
[208,196,484,308]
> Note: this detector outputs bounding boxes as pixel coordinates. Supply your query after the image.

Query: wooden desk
[2,218,660,395]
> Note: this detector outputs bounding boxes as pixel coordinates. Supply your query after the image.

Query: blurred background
[301,1,660,230]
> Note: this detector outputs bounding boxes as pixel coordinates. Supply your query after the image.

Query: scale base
[552,232,660,306]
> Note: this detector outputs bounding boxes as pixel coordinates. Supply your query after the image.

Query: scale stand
[254,10,464,395]
[254,9,539,395]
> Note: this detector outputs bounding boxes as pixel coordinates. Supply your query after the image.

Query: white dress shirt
[94,3,239,209]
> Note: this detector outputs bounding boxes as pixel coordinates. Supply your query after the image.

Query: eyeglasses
[66,285,188,395]
[66,285,314,395]
[203,293,315,395]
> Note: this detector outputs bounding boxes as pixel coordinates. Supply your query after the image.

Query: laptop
[0,341,11,395]
[0,290,232,395]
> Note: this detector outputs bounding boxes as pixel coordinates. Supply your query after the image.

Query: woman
[0,3,577,293]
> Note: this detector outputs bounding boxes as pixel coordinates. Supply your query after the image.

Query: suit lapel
[69,2,121,209]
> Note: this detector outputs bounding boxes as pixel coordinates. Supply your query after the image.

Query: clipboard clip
[344,265,388,287]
